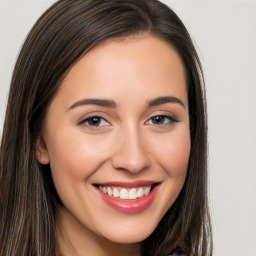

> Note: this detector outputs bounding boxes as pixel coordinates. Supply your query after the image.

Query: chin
[106,232,150,244]
[99,220,157,244]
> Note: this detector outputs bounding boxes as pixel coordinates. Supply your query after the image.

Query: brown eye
[83,116,107,127]
[146,115,178,126]
[87,117,101,126]
[151,116,166,124]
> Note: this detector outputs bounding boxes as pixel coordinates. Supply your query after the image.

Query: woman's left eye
[146,115,178,126]
[81,116,109,127]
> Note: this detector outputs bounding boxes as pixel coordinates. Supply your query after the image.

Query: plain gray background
[0,0,256,255]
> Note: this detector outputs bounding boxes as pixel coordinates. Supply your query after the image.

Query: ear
[35,135,50,164]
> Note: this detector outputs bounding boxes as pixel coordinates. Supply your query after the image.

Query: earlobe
[35,136,50,164]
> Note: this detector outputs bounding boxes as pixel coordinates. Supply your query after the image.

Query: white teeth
[112,188,119,197]
[120,189,129,199]
[144,186,151,195]
[137,188,144,198]
[98,185,153,200]
[129,188,137,200]
[107,187,112,196]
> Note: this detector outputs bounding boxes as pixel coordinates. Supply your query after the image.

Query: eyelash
[78,114,178,130]
[78,116,109,130]
[145,115,178,126]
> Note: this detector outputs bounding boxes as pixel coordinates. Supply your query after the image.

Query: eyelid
[77,111,179,131]
[77,113,112,132]
[80,116,109,125]
[144,112,179,129]
[145,115,178,123]
[145,110,178,121]
[77,112,110,125]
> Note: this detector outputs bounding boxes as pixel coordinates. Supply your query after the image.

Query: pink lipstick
[94,181,159,213]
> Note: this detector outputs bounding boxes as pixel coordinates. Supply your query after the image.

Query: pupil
[154,116,164,124]
[90,117,100,125]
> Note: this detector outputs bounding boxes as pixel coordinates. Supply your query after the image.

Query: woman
[0,0,212,255]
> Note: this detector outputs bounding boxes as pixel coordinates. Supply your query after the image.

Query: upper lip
[94,180,161,188]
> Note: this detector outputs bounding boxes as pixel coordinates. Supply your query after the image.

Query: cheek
[45,128,112,210]
[45,128,110,182]
[151,127,191,177]
[146,126,190,217]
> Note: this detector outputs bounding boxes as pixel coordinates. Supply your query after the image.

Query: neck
[55,206,142,256]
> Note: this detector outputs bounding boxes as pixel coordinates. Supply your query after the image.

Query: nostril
[112,155,151,174]
[111,135,151,173]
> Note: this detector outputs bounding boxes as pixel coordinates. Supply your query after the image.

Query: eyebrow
[68,98,117,110]
[67,96,185,111]
[148,96,185,108]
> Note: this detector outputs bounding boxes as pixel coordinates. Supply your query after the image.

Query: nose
[111,126,151,174]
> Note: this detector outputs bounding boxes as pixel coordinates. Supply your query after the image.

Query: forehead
[56,35,187,107]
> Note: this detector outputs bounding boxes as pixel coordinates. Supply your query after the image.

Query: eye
[80,116,109,127]
[146,115,178,126]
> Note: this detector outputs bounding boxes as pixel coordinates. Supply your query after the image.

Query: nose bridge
[112,123,151,173]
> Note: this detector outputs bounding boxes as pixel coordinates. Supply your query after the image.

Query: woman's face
[36,36,190,246]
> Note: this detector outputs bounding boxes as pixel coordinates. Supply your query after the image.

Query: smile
[94,181,160,213]
[98,185,152,200]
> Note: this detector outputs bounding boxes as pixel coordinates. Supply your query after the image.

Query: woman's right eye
[79,116,110,128]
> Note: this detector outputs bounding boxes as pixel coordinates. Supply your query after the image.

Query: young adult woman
[0,1,212,255]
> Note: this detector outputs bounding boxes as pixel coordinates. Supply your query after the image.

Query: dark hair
[0,0,212,255]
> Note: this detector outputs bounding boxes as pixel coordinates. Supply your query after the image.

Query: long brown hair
[0,0,212,255]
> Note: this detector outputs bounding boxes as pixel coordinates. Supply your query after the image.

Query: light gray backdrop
[0,0,255,255]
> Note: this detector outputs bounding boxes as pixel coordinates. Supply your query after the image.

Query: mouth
[95,184,156,200]
[93,181,160,213]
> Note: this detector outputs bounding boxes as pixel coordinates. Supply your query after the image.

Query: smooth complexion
[35,36,190,256]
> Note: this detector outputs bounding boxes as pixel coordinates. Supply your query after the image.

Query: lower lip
[95,186,159,213]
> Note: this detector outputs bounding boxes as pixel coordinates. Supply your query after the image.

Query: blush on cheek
[47,130,100,178]
[158,134,190,176]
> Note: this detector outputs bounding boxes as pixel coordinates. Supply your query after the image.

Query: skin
[35,35,191,256]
